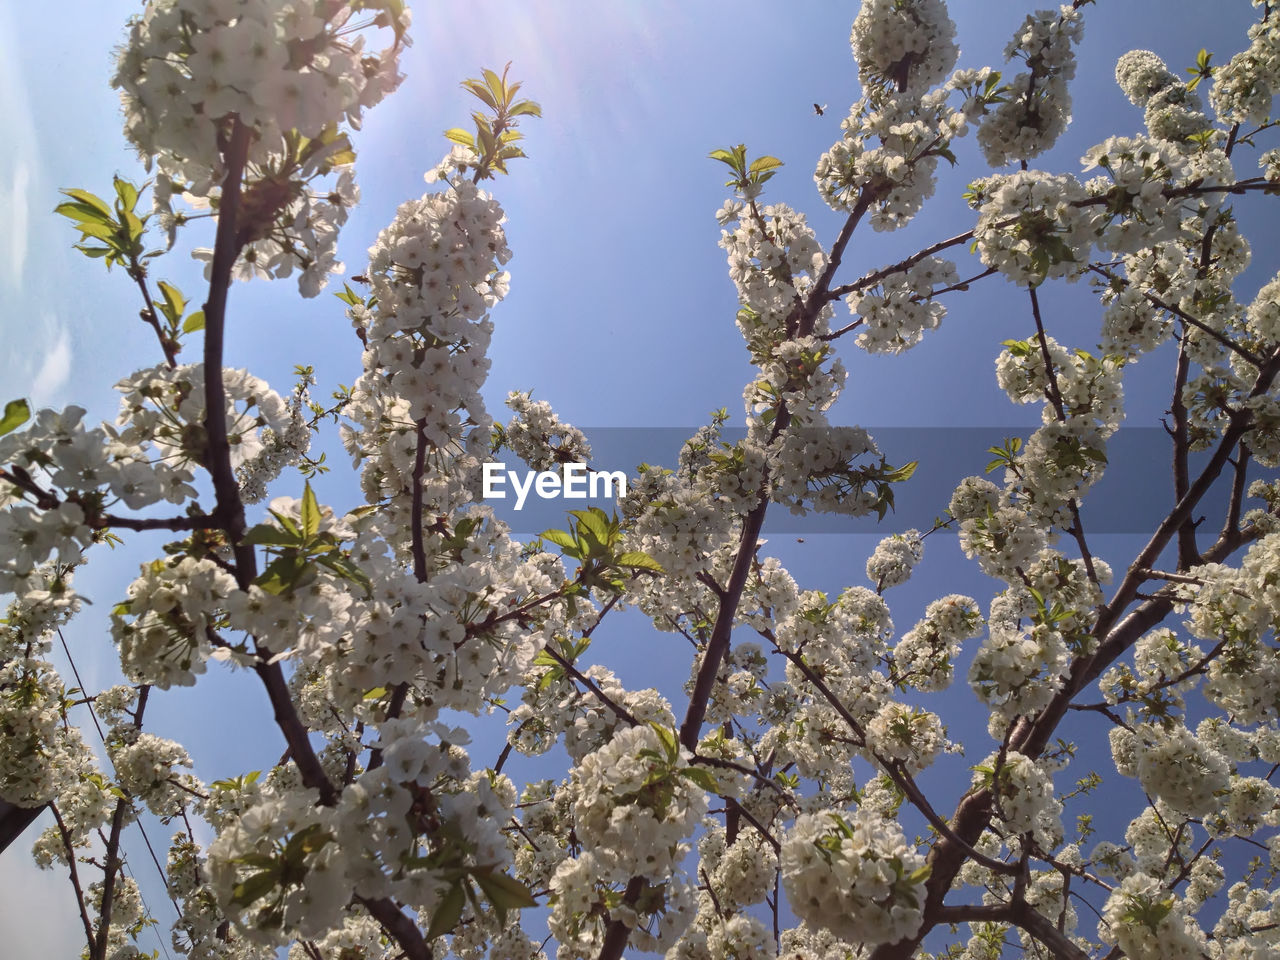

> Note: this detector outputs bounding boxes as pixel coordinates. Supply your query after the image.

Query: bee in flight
[813,103,826,116]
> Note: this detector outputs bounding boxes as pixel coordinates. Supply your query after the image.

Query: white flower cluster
[992,336,1124,524]
[1082,137,1192,254]
[1116,50,1178,107]
[200,721,520,947]
[849,0,958,96]
[892,593,984,692]
[948,476,1000,521]
[0,573,120,882]
[0,402,206,593]
[116,363,294,473]
[109,730,195,818]
[1100,873,1207,960]
[976,6,1083,167]
[775,587,893,670]
[767,424,892,518]
[866,529,923,590]
[849,257,958,353]
[865,702,945,773]
[622,464,738,584]
[1246,271,1280,348]
[1214,881,1280,958]
[1097,243,1198,358]
[549,726,705,955]
[114,0,406,293]
[237,380,312,503]
[781,808,927,947]
[1115,49,1208,142]
[719,202,825,336]
[499,391,592,470]
[665,829,773,960]
[112,556,238,688]
[1210,14,1280,124]
[978,750,1062,843]
[115,0,407,183]
[341,174,512,541]
[958,506,1046,579]
[969,619,1069,724]
[815,91,967,230]
[0,590,95,807]
[1099,628,1204,712]
[970,171,1098,286]
[1181,535,1280,723]
[1133,722,1231,819]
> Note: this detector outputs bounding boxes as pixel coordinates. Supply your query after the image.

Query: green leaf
[335,284,364,307]
[571,507,612,545]
[122,207,145,243]
[482,67,506,103]
[315,553,373,596]
[444,127,477,148]
[885,460,918,482]
[182,311,205,334]
[53,200,112,227]
[157,280,185,325]
[65,219,117,241]
[0,398,30,437]
[301,481,321,540]
[241,524,302,548]
[678,766,720,793]
[617,551,664,573]
[708,144,748,178]
[472,869,537,911]
[113,175,139,213]
[363,686,388,700]
[231,870,278,908]
[57,188,112,219]
[425,882,466,940]
[540,528,578,551]
[649,722,679,762]
[462,78,499,110]
[906,864,932,884]
[255,554,314,596]
[748,155,783,177]
[508,100,542,118]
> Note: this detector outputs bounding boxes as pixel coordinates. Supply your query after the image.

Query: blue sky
[1,1,1277,955]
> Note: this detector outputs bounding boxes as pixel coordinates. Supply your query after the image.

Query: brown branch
[1222,440,1252,541]
[356,895,433,960]
[596,876,646,960]
[92,685,150,960]
[1008,897,1093,960]
[541,645,641,728]
[129,269,180,369]
[678,190,877,756]
[1088,265,1266,369]
[201,117,253,564]
[51,801,97,951]
[828,228,978,301]
[778,647,1018,877]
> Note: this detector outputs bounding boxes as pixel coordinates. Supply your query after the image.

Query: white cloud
[0,162,29,288]
[29,323,72,407]
[0,13,37,294]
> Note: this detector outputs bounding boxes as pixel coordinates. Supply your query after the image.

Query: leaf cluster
[243,482,371,597]
[709,144,784,194]
[444,63,542,179]
[541,507,663,596]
